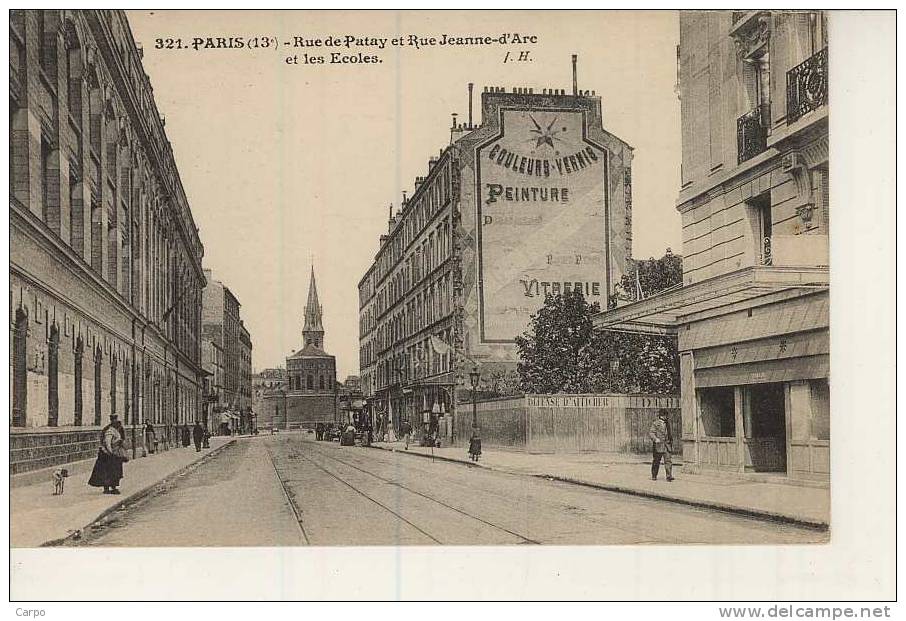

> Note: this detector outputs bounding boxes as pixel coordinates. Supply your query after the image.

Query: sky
[127,10,682,379]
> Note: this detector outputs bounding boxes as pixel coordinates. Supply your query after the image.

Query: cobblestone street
[65,433,826,546]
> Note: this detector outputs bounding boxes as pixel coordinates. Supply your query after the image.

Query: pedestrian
[181,424,190,448]
[144,421,157,454]
[202,424,211,448]
[88,414,128,494]
[468,429,482,462]
[400,419,412,450]
[649,409,675,482]
[315,422,323,441]
[192,421,204,452]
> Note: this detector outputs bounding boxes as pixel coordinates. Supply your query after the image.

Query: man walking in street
[192,421,204,452]
[400,419,412,450]
[649,409,675,482]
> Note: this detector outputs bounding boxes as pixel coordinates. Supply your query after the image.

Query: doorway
[745,383,787,473]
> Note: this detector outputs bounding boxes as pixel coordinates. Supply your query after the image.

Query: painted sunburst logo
[527,114,567,151]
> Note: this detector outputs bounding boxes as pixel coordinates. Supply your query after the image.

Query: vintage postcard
[7,8,896,603]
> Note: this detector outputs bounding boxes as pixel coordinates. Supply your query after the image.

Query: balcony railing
[737,103,770,164]
[787,47,828,124]
[760,236,773,266]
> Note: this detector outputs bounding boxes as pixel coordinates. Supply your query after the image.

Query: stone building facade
[10,9,206,473]
[238,321,253,431]
[595,11,829,481]
[251,367,286,431]
[201,269,251,434]
[359,86,634,440]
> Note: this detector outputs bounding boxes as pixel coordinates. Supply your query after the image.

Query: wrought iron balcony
[760,236,773,266]
[787,47,828,124]
[737,103,770,164]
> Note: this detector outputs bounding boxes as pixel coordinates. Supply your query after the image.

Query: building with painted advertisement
[594,11,829,482]
[359,82,633,440]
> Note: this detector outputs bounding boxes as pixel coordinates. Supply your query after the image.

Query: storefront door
[745,382,787,473]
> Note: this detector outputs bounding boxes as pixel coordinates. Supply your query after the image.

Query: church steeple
[302,266,324,349]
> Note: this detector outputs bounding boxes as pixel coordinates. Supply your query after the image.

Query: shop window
[699,387,735,437]
[810,378,830,441]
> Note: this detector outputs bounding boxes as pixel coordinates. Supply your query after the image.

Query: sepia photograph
[6,7,896,604]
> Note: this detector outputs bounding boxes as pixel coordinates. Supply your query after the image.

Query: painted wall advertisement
[477,108,609,342]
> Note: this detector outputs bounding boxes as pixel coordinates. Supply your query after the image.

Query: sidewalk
[10,437,235,547]
[370,441,830,529]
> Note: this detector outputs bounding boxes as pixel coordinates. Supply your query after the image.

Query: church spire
[303,266,324,349]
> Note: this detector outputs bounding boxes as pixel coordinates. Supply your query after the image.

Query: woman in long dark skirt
[468,428,482,462]
[88,415,127,494]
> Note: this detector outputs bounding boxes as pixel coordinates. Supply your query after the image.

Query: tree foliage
[616,248,683,302]
[516,289,679,395]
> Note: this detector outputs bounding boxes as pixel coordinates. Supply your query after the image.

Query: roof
[593,266,830,334]
[287,343,335,359]
[303,266,323,333]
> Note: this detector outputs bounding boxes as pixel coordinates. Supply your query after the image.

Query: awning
[593,266,829,334]
[695,355,829,388]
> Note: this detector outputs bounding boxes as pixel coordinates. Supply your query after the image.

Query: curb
[370,443,491,470]
[40,439,237,547]
[369,444,829,532]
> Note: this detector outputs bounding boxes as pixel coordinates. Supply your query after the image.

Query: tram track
[315,445,683,545]
[266,447,311,545]
[264,437,820,546]
[269,441,539,545]
[302,445,541,545]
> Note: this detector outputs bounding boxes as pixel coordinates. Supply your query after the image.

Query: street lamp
[469,366,481,429]
[280,388,288,431]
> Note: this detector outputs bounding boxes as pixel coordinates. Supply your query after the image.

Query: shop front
[680,294,830,481]
[595,266,830,484]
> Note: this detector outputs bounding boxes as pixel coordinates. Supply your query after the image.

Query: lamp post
[280,388,288,431]
[469,366,480,430]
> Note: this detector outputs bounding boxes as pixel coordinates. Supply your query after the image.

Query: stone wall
[10,422,174,475]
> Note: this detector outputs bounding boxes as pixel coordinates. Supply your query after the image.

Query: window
[12,309,28,427]
[47,323,59,426]
[747,192,772,265]
[810,379,830,441]
[307,374,313,390]
[699,387,736,437]
[74,336,83,426]
[809,11,828,54]
[94,347,102,425]
[319,375,325,390]
[110,357,117,416]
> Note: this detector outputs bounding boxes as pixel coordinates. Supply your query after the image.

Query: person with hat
[648,409,675,482]
[88,414,128,494]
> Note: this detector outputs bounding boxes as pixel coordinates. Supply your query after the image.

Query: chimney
[468,82,474,128]
[572,54,578,96]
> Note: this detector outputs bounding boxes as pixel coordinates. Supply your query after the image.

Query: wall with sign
[453,393,679,454]
[453,90,634,381]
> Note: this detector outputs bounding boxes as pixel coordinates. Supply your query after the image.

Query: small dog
[52,468,69,495]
